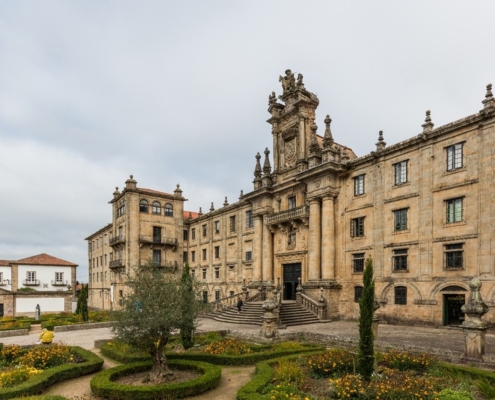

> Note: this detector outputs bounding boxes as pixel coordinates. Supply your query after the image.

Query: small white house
[0,253,77,317]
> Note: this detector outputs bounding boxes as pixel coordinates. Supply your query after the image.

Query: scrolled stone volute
[461,277,489,328]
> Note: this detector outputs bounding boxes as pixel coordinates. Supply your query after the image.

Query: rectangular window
[394,209,408,231]
[183,229,188,241]
[447,143,463,171]
[395,286,407,305]
[202,269,207,280]
[215,268,220,279]
[354,175,365,196]
[446,198,463,223]
[393,249,408,271]
[246,210,253,228]
[183,251,188,262]
[55,272,64,282]
[202,290,208,303]
[27,271,36,282]
[0,272,3,283]
[202,224,207,237]
[354,286,363,302]
[229,216,236,233]
[104,254,107,265]
[352,253,365,273]
[214,221,220,234]
[350,217,365,237]
[191,228,196,240]
[445,243,463,269]
[245,251,252,261]
[153,250,161,265]
[191,251,196,262]
[394,161,408,185]
[153,226,162,243]
[202,248,207,261]
[288,196,296,209]
[214,246,220,259]
[215,290,220,301]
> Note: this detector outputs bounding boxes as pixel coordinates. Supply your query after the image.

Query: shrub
[1,345,22,363]
[272,341,305,352]
[437,388,474,400]
[204,338,252,356]
[262,383,313,400]
[0,366,42,388]
[304,349,354,378]
[272,359,306,389]
[18,344,73,369]
[380,349,434,372]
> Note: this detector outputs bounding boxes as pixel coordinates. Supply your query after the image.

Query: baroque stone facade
[87,72,495,328]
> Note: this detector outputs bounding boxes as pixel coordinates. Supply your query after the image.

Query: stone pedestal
[463,326,487,361]
[260,295,279,339]
[372,316,380,339]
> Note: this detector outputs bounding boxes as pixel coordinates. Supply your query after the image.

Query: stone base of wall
[54,321,115,332]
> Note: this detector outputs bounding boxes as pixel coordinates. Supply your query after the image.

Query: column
[253,215,263,282]
[321,195,335,280]
[308,198,321,280]
[262,223,273,282]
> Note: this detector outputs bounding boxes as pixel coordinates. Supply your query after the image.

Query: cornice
[432,179,479,193]
[383,193,419,204]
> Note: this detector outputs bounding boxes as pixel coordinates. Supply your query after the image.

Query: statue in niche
[277,236,283,253]
[300,233,307,250]
[287,228,296,250]
[279,69,296,94]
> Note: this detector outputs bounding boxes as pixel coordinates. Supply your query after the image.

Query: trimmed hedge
[0,346,103,400]
[90,359,221,400]
[100,342,325,365]
[436,361,495,382]
[0,322,30,331]
[13,396,69,400]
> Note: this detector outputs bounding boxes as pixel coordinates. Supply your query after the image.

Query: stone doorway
[283,263,301,300]
[443,294,465,326]
[0,303,3,317]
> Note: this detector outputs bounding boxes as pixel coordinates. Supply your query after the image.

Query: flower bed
[0,345,103,399]
[90,359,221,400]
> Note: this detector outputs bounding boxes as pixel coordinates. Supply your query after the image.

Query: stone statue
[296,73,305,89]
[268,91,277,105]
[279,69,296,94]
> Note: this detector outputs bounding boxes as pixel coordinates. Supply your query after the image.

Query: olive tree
[111,261,203,383]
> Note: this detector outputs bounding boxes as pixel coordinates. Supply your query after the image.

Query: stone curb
[0,329,29,338]
[54,321,115,332]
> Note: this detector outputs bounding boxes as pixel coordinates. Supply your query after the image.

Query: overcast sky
[1,1,494,283]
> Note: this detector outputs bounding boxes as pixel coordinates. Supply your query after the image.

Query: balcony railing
[51,280,68,286]
[23,279,40,286]
[110,235,125,246]
[139,236,177,247]
[155,261,178,272]
[0,280,10,286]
[265,205,309,225]
[109,259,125,269]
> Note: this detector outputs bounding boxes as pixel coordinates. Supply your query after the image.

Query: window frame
[164,203,173,217]
[352,253,365,273]
[214,246,220,259]
[446,198,463,223]
[202,224,207,237]
[446,143,463,171]
[27,271,36,282]
[444,243,464,270]
[152,201,161,215]
[202,248,207,261]
[354,286,363,302]
[214,268,220,279]
[139,199,149,213]
[55,272,64,283]
[152,249,161,265]
[191,251,196,263]
[350,217,365,238]
[191,228,196,240]
[245,251,252,261]
[246,210,253,229]
[394,208,408,231]
[393,248,408,272]
[394,160,408,185]
[394,286,407,305]
[288,196,297,209]
[229,215,236,233]
[354,174,365,196]
[214,220,220,234]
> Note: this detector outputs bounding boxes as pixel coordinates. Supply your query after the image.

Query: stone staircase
[206,301,322,327]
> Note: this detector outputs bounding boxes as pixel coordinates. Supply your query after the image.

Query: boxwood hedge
[90,359,221,400]
[0,346,103,400]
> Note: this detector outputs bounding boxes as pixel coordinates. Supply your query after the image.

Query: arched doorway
[441,286,467,326]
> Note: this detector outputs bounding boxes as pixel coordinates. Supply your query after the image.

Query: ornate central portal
[283,263,301,300]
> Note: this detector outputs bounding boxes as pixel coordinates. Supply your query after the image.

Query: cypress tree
[357,256,375,381]
[179,264,195,349]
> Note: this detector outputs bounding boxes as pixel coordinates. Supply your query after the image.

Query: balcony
[109,259,125,270]
[0,280,10,286]
[23,279,40,286]
[265,205,309,225]
[110,235,125,246]
[155,261,178,272]
[51,280,68,286]
[139,236,177,247]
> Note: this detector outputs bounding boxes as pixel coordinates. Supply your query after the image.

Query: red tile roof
[183,211,199,219]
[0,260,14,266]
[16,253,78,267]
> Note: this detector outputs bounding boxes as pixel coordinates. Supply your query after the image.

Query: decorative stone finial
[113,187,120,198]
[174,184,182,197]
[198,207,203,216]
[309,123,321,155]
[376,130,386,151]
[421,110,434,134]
[223,197,229,207]
[323,115,334,148]
[125,175,137,189]
[239,190,244,199]
[209,202,215,212]
[263,148,271,175]
[482,83,495,109]
[254,152,262,179]
[461,278,489,328]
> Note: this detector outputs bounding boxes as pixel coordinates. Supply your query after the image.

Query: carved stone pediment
[282,125,298,141]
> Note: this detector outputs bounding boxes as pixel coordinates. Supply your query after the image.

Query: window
[202,290,208,303]
[230,291,234,297]
[183,229,188,241]
[153,226,162,243]
[55,272,64,283]
[447,143,463,171]
[354,286,363,302]
[354,175,365,196]
[353,253,365,273]
[164,203,173,217]
[191,229,196,240]
[153,250,161,265]
[191,251,196,262]
[202,224,207,237]
[104,254,107,265]
[350,217,365,237]
[288,196,296,209]
[152,201,161,215]
[118,226,123,239]
[27,271,36,282]
[215,290,220,301]
[394,209,408,231]
[245,251,252,261]
[183,252,188,262]
[0,272,3,283]
[214,246,220,259]
[139,199,149,213]
[445,243,463,269]
[394,286,407,305]
[191,269,195,277]
[202,269,207,280]
[117,202,126,217]
[446,198,463,223]
[215,268,220,279]
[246,210,253,228]
[214,221,220,234]
[202,248,207,261]
[229,216,236,233]
[394,161,408,185]
[393,249,408,271]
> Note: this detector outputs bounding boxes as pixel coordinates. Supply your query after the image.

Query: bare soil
[115,369,201,386]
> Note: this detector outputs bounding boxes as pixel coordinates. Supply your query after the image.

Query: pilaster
[262,221,273,282]
[321,195,335,279]
[307,198,321,280]
[253,215,263,282]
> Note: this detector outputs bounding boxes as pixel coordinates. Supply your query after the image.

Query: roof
[16,253,78,267]
[0,260,14,266]
[184,211,200,219]
[85,223,113,240]
[140,188,173,197]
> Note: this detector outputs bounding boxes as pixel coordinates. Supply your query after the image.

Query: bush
[304,349,354,378]
[0,366,42,388]
[272,359,306,389]
[90,359,221,400]
[437,388,474,400]
[0,345,22,363]
[18,344,73,369]
[204,338,252,355]
[379,349,434,372]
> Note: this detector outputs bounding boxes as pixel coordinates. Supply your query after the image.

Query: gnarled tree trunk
[147,342,173,383]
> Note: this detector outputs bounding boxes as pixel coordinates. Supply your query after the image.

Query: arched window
[152,201,161,215]
[164,203,173,217]
[354,286,363,302]
[139,199,149,213]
